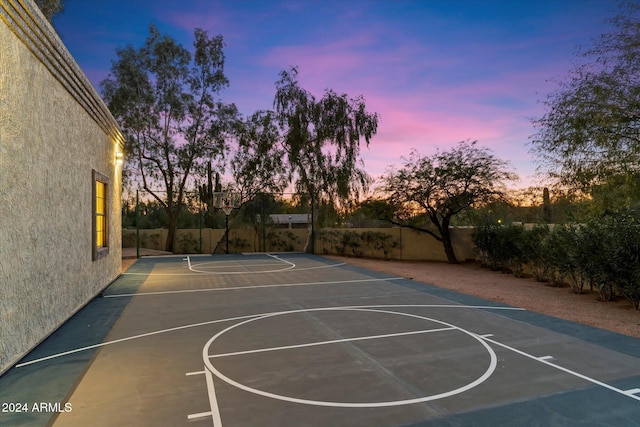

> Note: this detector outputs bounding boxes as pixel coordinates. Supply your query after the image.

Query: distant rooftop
[269,214,309,224]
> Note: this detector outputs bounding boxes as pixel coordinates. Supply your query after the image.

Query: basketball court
[1,253,639,426]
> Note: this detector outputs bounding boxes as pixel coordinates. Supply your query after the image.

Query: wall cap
[0,0,124,148]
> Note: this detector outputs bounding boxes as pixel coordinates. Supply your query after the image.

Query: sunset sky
[54,0,616,188]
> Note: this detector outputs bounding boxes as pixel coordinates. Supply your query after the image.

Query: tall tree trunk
[441,223,459,264]
[165,216,178,252]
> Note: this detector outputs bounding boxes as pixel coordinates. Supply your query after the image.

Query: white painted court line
[538,355,554,361]
[626,388,640,395]
[187,411,214,421]
[122,261,347,276]
[186,368,223,426]
[15,304,523,367]
[103,276,407,298]
[190,257,283,267]
[202,307,499,408]
[189,253,296,274]
[14,313,264,368]
[266,253,295,267]
[122,258,346,278]
[191,262,293,269]
[479,335,640,402]
[210,327,456,359]
[297,263,348,270]
[203,367,223,426]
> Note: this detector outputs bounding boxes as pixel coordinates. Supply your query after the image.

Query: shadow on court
[1,253,639,426]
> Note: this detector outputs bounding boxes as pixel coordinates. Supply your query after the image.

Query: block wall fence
[123,227,477,262]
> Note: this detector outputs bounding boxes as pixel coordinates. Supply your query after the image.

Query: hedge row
[472,215,640,309]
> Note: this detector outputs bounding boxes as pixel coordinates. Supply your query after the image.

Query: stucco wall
[317,227,476,261]
[122,226,476,260]
[0,1,123,374]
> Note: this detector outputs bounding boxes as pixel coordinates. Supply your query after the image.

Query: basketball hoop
[212,190,240,254]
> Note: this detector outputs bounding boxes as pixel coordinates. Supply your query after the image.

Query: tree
[34,0,64,24]
[231,110,288,204]
[101,25,237,251]
[381,140,517,264]
[273,67,378,208]
[232,67,379,252]
[530,2,640,204]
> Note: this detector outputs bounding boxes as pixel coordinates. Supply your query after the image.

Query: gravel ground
[325,256,640,339]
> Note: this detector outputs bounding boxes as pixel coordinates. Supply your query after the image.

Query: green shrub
[552,224,588,293]
[520,224,550,280]
[473,223,510,270]
[473,223,526,274]
[601,214,640,307]
[473,213,640,309]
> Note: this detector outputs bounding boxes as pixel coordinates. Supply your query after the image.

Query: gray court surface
[1,253,640,427]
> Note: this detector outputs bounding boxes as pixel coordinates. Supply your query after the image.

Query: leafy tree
[382,140,517,263]
[231,110,288,204]
[101,25,237,251]
[233,192,280,251]
[530,2,640,204]
[273,67,378,208]
[343,199,395,228]
[34,0,64,24]
[232,67,379,251]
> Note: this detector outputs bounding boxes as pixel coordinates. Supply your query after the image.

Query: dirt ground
[325,256,640,339]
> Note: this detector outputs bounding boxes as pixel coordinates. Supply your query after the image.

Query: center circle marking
[190,258,295,274]
[202,306,497,407]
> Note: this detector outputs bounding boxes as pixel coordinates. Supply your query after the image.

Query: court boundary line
[204,368,223,426]
[14,304,523,368]
[14,313,263,368]
[104,276,405,298]
[185,368,223,426]
[480,335,640,402]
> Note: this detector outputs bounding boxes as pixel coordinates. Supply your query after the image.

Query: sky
[53,0,617,189]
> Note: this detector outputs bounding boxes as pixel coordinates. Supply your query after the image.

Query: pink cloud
[357,86,540,186]
[258,37,375,87]
[158,11,560,189]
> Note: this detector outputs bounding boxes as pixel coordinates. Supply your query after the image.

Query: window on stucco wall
[93,170,109,260]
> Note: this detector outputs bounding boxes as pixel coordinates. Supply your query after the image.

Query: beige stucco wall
[123,226,476,260]
[317,227,476,261]
[0,0,123,374]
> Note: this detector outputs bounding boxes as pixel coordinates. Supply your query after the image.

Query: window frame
[92,170,109,260]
